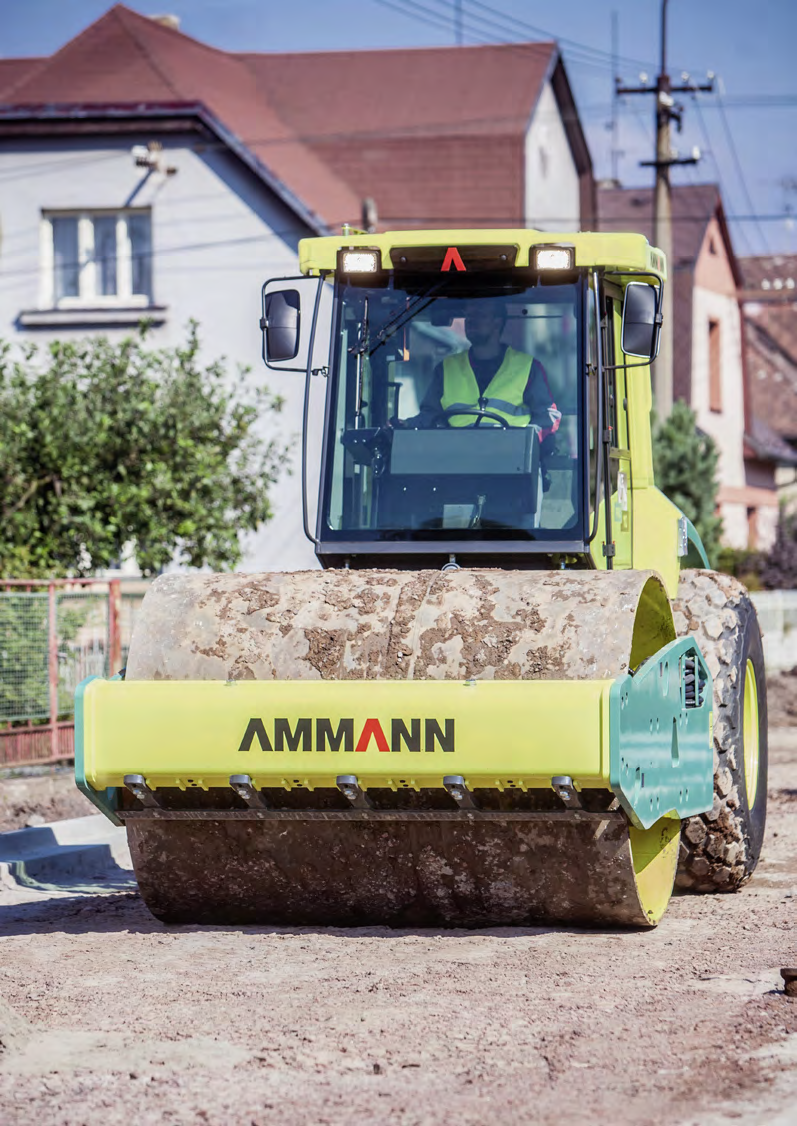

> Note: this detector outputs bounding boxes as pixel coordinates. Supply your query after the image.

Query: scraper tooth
[229,774,268,809]
[551,775,582,809]
[443,775,478,810]
[336,775,373,809]
[124,774,160,809]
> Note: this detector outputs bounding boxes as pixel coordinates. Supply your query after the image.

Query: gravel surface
[0,732,795,1125]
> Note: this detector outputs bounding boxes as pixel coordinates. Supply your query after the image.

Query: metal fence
[0,579,148,768]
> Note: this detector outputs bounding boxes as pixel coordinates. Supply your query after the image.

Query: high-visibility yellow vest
[441,347,533,427]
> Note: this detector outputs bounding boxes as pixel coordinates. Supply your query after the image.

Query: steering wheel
[431,407,510,429]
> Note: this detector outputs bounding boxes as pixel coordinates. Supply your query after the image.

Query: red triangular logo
[441,247,466,272]
[354,719,391,753]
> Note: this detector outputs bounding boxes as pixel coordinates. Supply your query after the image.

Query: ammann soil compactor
[76,229,767,927]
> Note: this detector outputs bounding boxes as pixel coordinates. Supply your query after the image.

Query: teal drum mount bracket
[609,637,714,830]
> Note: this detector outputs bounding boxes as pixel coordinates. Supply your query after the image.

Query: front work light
[532,246,575,271]
[338,249,381,274]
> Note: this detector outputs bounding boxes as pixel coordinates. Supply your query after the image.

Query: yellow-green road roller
[76,229,767,927]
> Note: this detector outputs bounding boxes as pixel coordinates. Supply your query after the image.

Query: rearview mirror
[264,290,300,362]
[261,277,331,373]
[622,281,661,361]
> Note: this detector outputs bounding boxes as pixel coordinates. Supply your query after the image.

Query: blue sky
[1,0,795,257]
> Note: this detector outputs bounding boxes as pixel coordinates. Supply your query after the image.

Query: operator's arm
[524,358,561,440]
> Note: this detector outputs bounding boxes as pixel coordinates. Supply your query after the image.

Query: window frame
[318,274,588,548]
[41,209,152,309]
[708,317,722,413]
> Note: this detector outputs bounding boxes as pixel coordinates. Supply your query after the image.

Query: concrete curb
[0,814,132,891]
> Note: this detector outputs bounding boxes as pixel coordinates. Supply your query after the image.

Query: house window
[708,318,722,413]
[44,210,152,307]
[747,506,758,550]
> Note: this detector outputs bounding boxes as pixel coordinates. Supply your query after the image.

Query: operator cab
[261,237,662,570]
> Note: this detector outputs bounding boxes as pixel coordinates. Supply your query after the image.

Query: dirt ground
[0,767,94,833]
[0,725,795,1125]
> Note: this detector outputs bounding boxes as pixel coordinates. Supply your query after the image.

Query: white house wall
[0,135,320,573]
[691,284,748,547]
[524,80,580,230]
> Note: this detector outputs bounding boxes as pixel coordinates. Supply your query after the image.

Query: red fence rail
[0,578,145,768]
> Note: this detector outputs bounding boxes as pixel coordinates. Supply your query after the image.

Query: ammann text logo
[237,717,455,754]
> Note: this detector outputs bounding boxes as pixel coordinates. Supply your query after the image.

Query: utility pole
[616,0,713,416]
[610,11,621,184]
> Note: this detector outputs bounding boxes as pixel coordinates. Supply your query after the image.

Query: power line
[715,81,772,255]
[0,93,788,191]
[687,90,755,257]
[376,212,795,224]
[373,0,471,41]
[421,0,615,70]
[376,0,730,81]
[1,212,792,285]
[426,0,662,72]
[0,152,123,184]
[374,0,641,76]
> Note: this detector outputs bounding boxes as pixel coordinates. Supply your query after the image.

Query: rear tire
[673,570,768,891]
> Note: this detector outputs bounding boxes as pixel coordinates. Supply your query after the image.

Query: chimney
[150,15,180,30]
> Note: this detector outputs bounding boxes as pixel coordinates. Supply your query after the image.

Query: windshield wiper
[349,295,370,428]
[363,283,446,358]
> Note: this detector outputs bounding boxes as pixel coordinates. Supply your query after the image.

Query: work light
[338,249,381,274]
[532,246,575,271]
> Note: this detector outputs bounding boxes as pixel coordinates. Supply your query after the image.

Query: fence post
[48,581,58,759]
[108,578,122,674]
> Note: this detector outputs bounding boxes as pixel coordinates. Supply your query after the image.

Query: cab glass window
[322,278,585,542]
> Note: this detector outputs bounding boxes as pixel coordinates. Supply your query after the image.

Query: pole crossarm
[616,82,714,97]
[640,156,700,168]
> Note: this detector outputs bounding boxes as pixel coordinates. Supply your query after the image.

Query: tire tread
[673,569,767,892]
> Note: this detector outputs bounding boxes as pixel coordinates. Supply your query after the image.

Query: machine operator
[399,298,562,438]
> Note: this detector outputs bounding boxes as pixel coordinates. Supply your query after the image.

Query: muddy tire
[673,570,767,891]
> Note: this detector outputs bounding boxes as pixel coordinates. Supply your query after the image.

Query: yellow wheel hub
[743,658,760,808]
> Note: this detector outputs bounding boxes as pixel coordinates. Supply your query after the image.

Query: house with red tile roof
[740,257,797,435]
[598,183,796,551]
[0,5,593,571]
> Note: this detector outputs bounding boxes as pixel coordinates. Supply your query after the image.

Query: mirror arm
[603,360,657,372]
[260,281,268,367]
[301,272,327,546]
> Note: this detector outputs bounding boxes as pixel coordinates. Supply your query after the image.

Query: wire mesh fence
[0,593,51,722]
[56,588,115,714]
[0,579,148,767]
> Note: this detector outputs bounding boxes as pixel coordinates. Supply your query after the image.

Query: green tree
[0,324,289,576]
[652,400,723,567]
